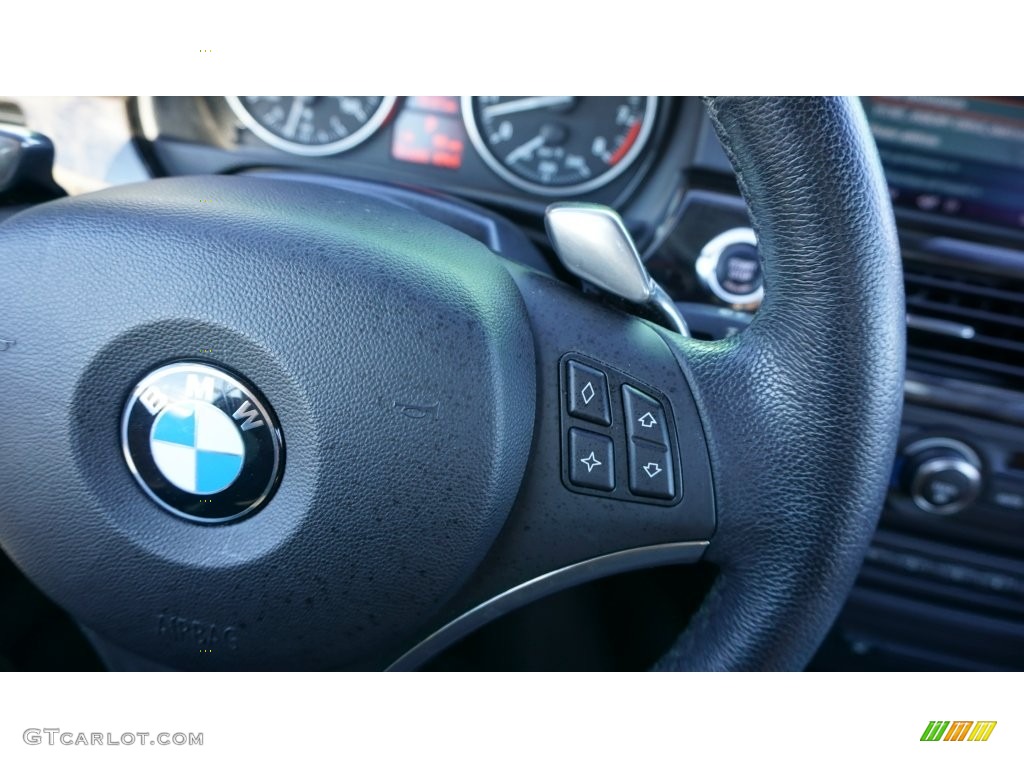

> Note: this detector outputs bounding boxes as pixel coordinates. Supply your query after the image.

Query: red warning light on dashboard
[392,111,466,170]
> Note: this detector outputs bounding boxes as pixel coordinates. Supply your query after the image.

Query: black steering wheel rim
[0,96,903,670]
[653,97,905,669]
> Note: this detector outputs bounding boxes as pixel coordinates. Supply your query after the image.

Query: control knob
[902,437,982,515]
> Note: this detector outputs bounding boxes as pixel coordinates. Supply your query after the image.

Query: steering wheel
[0,97,903,671]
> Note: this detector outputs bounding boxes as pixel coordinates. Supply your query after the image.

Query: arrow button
[622,385,669,446]
[627,440,675,500]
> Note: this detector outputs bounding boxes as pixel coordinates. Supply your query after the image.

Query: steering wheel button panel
[627,440,675,500]
[559,355,682,505]
[568,429,615,491]
[622,384,670,447]
[566,360,611,425]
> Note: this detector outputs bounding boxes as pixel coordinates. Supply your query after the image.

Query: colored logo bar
[921,721,997,742]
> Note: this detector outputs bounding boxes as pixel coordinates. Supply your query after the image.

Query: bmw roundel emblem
[121,362,283,523]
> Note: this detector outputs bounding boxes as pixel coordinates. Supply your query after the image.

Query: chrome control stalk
[545,202,689,337]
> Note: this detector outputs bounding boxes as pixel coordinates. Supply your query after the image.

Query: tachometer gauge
[226,96,396,156]
[462,96,657,196]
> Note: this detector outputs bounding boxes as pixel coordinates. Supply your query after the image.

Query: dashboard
[4,95,1022,670]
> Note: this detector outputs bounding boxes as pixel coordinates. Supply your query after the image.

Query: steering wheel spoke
[387,265,715,668]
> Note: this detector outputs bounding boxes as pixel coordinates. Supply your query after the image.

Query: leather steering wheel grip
[653,97,905,670]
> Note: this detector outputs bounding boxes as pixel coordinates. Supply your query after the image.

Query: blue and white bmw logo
[121,362,283,523]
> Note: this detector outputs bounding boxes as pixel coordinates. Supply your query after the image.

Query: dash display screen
[862,96,1024,231]
[391,96,466,170]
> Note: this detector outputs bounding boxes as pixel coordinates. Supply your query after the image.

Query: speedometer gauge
[462,96,657,196]
[226,96,396,156]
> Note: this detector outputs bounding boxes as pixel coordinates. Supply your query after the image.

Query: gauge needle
[282,97,310,138]
[483,96,573,119]
[339,97,367,122]
[505,135,546,164]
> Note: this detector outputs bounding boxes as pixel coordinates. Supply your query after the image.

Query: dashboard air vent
[904,260,1024,390]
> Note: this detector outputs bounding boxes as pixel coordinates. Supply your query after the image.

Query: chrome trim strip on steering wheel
[387,540,709,670]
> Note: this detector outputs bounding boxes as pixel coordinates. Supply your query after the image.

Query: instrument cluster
[224,95,658,195]
[137,96,679,223]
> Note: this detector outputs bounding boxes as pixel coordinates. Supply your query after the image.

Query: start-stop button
[696,227,764,309]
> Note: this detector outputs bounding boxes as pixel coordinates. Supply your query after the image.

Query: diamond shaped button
[566,361,610,426]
